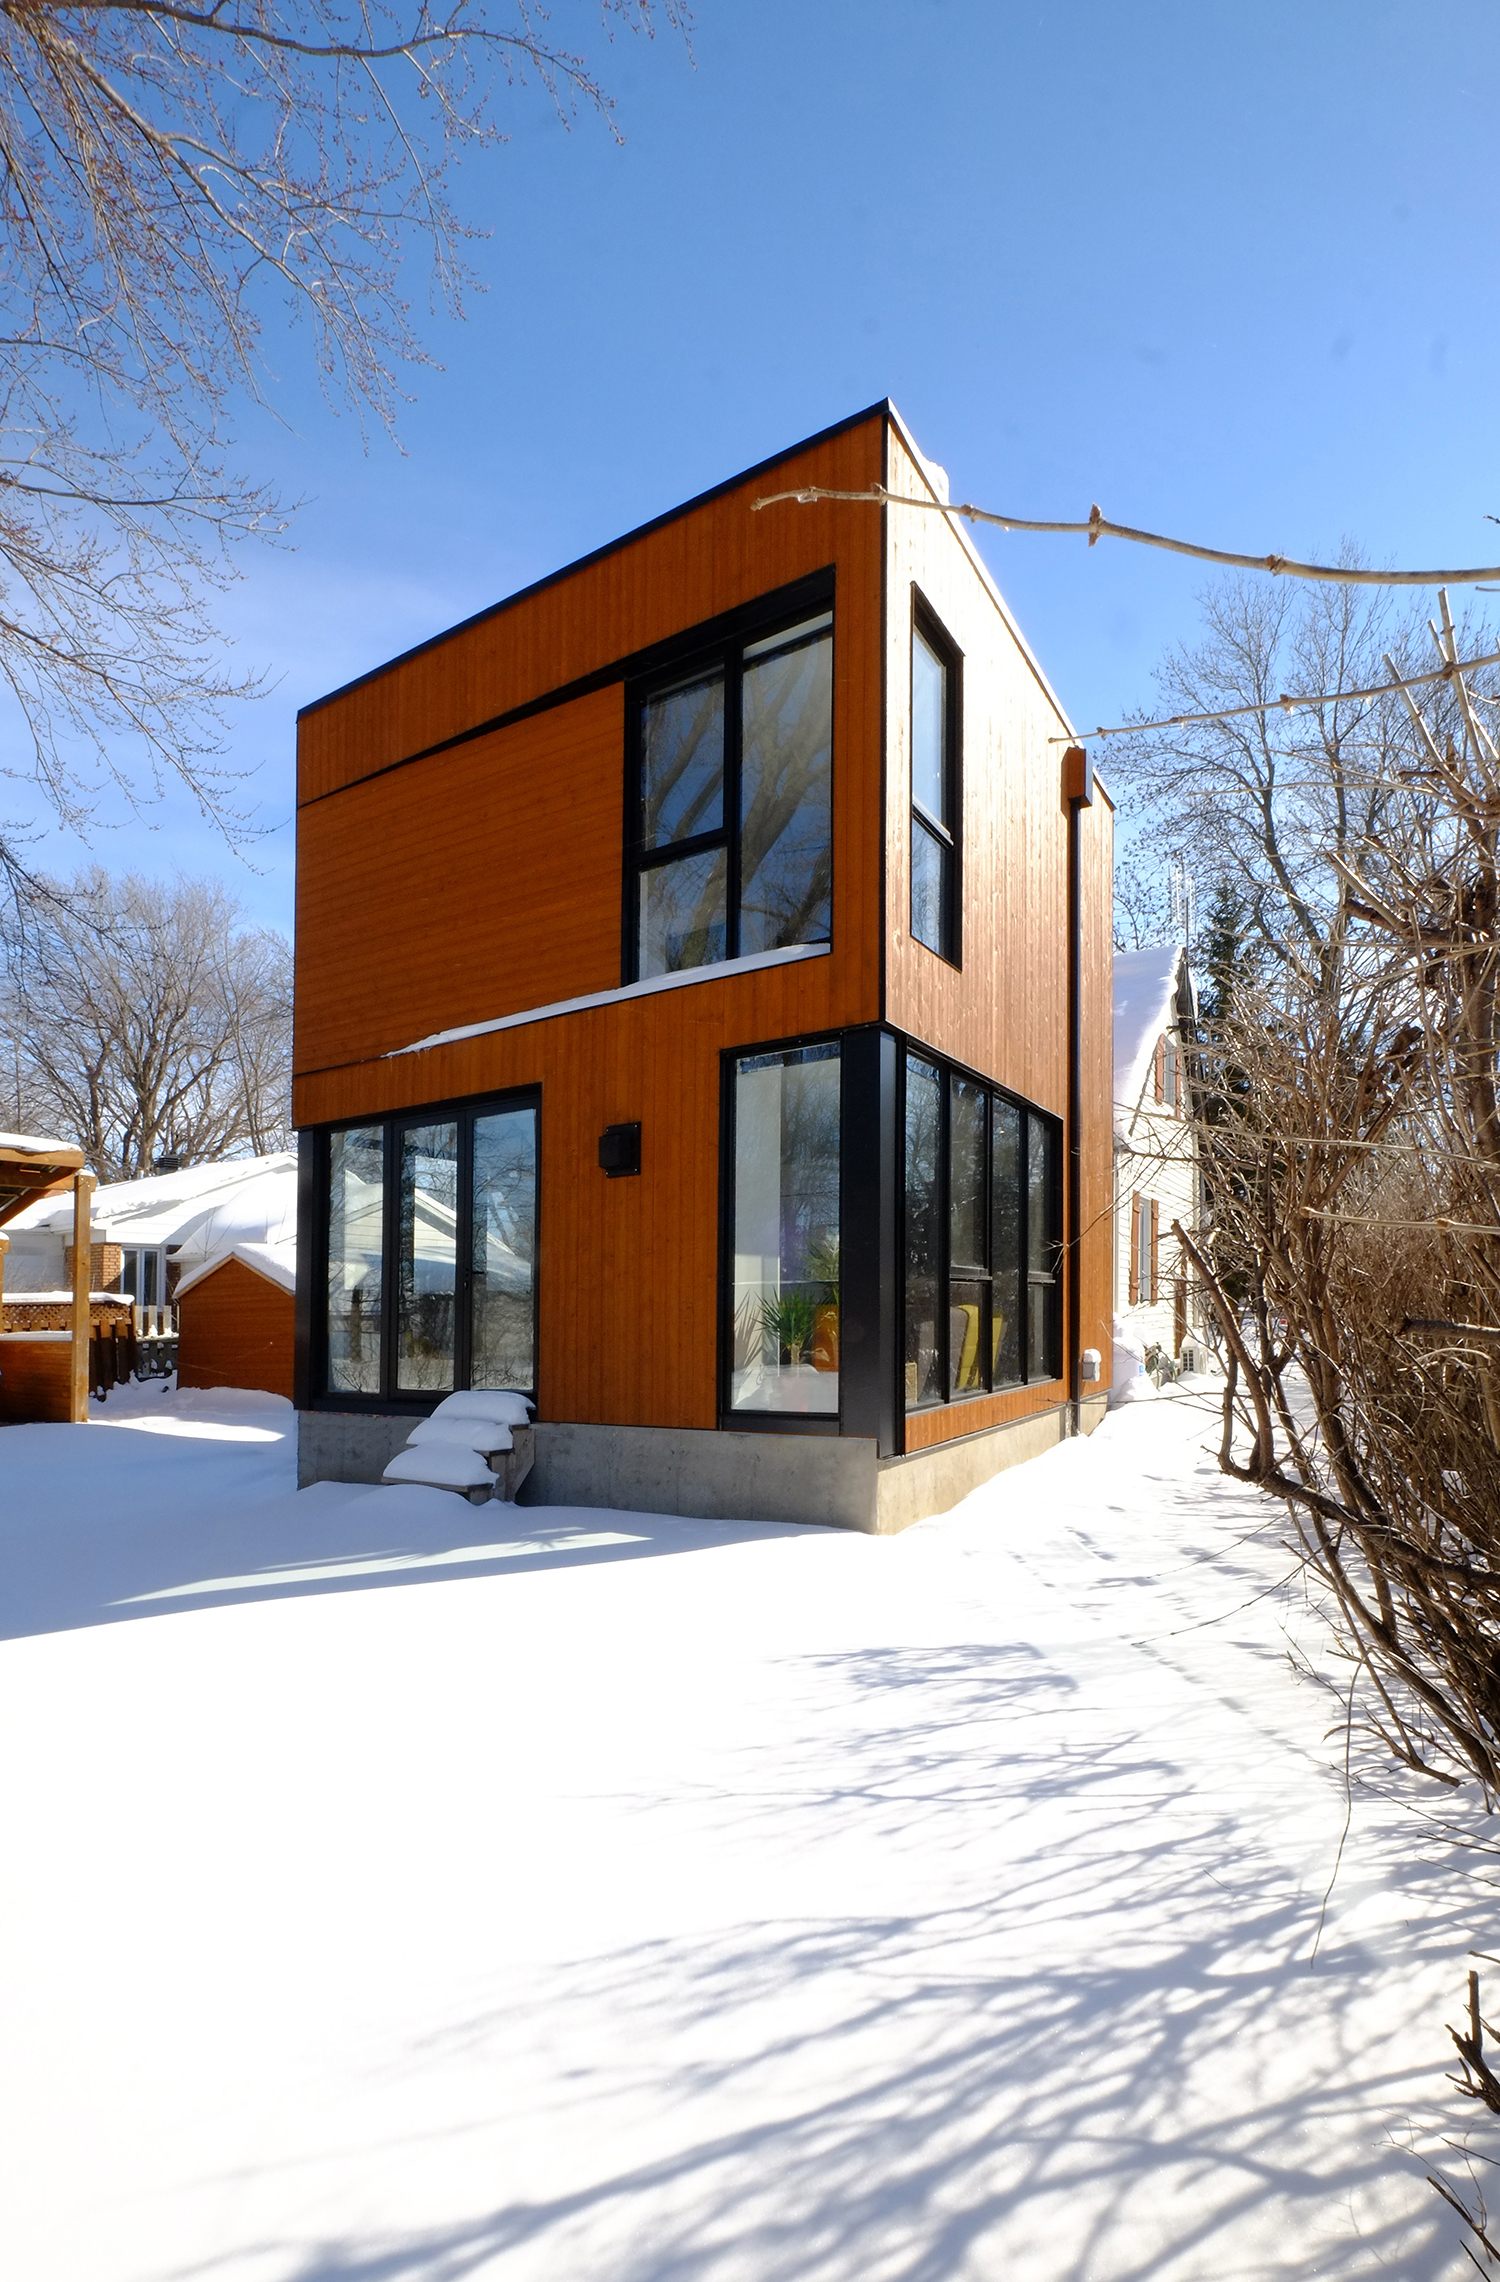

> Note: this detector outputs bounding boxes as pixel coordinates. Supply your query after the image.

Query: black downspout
[1064,744,1094,1434]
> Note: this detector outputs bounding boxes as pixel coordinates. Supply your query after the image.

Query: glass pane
[949,1279,988,1398]
[327,1125,384,1395]
[1028,1114,1060,1381]
[950,1076,986,1269]
[471,1108,537,1393]
[639,847,728,977]
[142,1252,159,1307]
[911,816,948,956]
[1028,1115,1055,1276]
[991,1099,1022,1387]
[739,627,833,955]
[121,1252,138,1301]
[641,671,724,849]
[904,1056,942,1408]
[729,1046,840,1415]
[912,624,948,824]
[397,1121,458,1394]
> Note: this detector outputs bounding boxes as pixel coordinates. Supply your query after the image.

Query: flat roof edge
[297,399,896,721]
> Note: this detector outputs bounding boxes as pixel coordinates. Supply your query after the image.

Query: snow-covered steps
[379,1389,536,1503]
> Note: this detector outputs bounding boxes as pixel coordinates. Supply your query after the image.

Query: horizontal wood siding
[178,1258,296,1400]
[903,1383,1067,1453]
[294,414,887,1433]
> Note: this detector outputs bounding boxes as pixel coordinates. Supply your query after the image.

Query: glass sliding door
[471,1107,537,1392]
[321,1092,538,1405]
[327,1125,385,1395]
[729,1042,840,1416]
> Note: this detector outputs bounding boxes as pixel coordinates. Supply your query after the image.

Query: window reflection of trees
[741,635,832,953]
[642,674,724,847]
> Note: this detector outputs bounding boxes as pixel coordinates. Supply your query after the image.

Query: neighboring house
[1113,942,1201,1359]
[5,1152,296,1307]
[293,401,1117,1532]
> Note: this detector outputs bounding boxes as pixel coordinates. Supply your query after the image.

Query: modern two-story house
[292,402,1115,1531]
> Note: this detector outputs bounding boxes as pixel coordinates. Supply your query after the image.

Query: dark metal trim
[297,402,890,721]
[623,576,836,986]
[306,1082,541,1412]
[909,588,965,970]
[717,1026,846,1434]
[839,1024,899,1455]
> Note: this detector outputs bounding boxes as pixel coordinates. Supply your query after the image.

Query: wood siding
[295,412,888,1434]
[178,1257,296,1400]
[881,422,1115,1446]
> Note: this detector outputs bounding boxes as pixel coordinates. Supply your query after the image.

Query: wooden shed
[176,1243,296,1400]
[292,402,1114,1530]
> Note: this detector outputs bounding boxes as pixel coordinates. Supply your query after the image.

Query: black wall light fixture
[599,1122,642,1177]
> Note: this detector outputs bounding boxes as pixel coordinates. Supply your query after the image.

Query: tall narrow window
[1027,1117,1061,1379]
[729,1042,840,1416]
[396,1121,459,1393]
[631,606,833,981]
[903,1052,1061,1410]
[910,611,958,962]
[327,1125,384,1395]
[903,1057,943,1408]
[471,1108,538,1392]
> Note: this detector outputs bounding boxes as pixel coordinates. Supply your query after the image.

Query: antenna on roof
[1170,858,1196,948]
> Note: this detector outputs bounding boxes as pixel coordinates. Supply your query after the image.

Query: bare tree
[1,865,292,1170]
[1178,596,1500,1791]
[0,0,688,881]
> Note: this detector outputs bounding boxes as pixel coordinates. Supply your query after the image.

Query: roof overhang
[0,1137,86,1231]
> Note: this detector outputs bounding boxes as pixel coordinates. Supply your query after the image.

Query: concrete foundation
[298,1394,1107,1532]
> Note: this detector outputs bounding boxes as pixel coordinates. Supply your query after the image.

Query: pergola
[0,1134,93,1425]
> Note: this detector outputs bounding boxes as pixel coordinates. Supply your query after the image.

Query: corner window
[910,604,959,962]
[903,1052,1059,1409]
[727,1041,840,1417]
[321,1094,538,1402]
[629,608,833,980]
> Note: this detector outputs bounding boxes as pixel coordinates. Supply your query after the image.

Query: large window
[322,1094,537,1402]
[904,1053,1060,1409]
[910,604,959,963]
[727,1042,840,1418]
[629,607,833,980]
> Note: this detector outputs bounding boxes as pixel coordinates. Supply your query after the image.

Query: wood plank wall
[178,1258,297,1400]
[294,414,888,1432]
[881,421,1112,1449]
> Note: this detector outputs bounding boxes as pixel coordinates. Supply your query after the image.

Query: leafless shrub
[1181,595,1500,1791]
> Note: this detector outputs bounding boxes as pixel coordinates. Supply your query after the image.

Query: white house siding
[1112,946,1203,1359]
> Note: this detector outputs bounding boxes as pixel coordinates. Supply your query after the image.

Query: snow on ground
[0,1384,1490,2279]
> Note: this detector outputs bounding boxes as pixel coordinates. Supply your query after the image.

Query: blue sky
[25,0,1500,930]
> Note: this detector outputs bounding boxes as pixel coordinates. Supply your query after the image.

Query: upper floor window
[628,608,833,980]
[910,602,960,962]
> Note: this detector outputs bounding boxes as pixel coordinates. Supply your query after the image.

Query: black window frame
[624,587,835,984]
[309,1083,541,1414]
[717,1026,846,1436]
[909,591,962,968]
[900,1044,1062,1412]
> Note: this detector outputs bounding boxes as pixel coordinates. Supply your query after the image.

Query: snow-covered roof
[175,1237,297,1301]
[1114,943,1191,1135]
[0,1131,84,1164]
[7,1151,296,1248]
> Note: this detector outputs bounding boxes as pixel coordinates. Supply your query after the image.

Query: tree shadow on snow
[162,1641,1467,2282]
